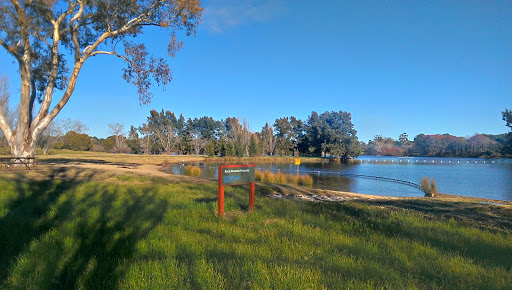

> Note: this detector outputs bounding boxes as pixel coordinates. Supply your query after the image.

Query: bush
[55,131,93,151]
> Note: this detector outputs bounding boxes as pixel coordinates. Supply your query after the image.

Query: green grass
[1,170,511,288]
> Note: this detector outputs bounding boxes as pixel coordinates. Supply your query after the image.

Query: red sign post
[218,164,256,216]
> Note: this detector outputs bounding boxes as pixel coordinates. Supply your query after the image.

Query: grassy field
[0,152,511,288]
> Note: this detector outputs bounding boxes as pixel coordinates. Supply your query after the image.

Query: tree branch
[69,0,84,62]
[0,38,21,61]
[0,106,12,143]
[32,3,76,129]
[81,1,162,57]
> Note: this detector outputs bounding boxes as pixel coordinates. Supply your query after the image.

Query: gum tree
[0,0,202,158]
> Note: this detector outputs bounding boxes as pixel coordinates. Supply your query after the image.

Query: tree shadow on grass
[0,167,168,288]
[40,158,140,168]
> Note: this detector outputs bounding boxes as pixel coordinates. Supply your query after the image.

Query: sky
[0,0,511,143]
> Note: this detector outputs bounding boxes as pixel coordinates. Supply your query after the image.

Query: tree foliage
[55,130,93,151]
[301,111,361,159]
[0,0,203,157]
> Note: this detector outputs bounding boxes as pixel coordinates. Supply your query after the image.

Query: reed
[185,165,201,177]
[430,178,438,196]
[255,170,313,187]
[254,170,265,181]
[421,176,437,197]
[298,174,314,186]
[263,170,276,183]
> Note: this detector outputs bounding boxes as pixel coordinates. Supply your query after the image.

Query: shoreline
[4,156,510,206]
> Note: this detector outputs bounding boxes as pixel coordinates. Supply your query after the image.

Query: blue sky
[1,0,511,142]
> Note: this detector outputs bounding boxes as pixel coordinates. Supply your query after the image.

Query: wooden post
[249,182,255,210]
[218,166,224,216]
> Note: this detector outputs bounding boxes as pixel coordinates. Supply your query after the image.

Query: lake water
[169,156,512,201]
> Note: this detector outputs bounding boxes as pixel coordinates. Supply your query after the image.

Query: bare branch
[90,50,143,70]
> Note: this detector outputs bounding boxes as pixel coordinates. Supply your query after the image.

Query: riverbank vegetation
[255,170,314,186]
[185,165,202,177]
[420,177,438,197]
[0,164,511,288]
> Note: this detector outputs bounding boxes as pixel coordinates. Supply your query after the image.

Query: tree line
[126,110,361,159]
[362,109,512,158]
[3,110,362,159]
[2,103,510,159]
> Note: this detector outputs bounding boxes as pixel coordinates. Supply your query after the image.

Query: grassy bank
[1,167,511,288]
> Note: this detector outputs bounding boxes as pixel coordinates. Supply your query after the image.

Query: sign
[222,166,255,185]
[218,164,256,216]
[295,158,300,165]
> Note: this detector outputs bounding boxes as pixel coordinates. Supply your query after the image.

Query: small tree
[127,125,141,154]
[56,131,93,151]
[502,109,512,156]
[108,123,126,153]
[206,139,215,157]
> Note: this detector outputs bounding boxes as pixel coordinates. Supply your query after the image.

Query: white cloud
[203,0,287,33]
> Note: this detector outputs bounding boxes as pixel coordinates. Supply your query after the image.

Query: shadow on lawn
[40,158,140,167]
[0,167,168,288]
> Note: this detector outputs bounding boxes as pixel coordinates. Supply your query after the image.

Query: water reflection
[167,156,512,201]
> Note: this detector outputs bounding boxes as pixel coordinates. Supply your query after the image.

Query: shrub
[185,165,201,177]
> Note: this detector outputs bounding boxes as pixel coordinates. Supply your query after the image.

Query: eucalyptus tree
[147,109,179,154]
[302,111,361,159]
[504,109,512,156]
[0,0,203,158]
[261,122,276,156]
[274,116,303,156]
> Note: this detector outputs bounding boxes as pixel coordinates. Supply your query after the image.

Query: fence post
[218,166,224,216]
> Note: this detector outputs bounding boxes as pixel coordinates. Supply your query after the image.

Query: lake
[168,156,512,201]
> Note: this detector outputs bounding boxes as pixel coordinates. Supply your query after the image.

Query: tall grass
[256,170,313,186]
[185,165,201,177]
[421,177,438,197]
[1,171,510,288]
